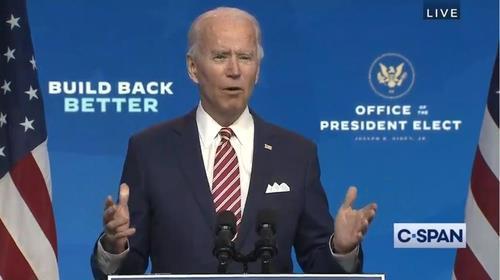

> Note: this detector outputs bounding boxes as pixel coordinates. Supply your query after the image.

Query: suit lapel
[174,110,216,231]
[236,113,274,247]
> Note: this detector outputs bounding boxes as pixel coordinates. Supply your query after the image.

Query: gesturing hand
[332,186,377,254]
[101,183,136,254]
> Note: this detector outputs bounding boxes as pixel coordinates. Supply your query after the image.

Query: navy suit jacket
[91,109,363,278]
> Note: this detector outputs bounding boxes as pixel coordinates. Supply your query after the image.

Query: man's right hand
[101,183,136,254]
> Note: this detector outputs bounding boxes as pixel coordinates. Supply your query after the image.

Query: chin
[221,104,245,116]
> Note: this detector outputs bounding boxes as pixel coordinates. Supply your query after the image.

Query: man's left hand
[332,186,377,254]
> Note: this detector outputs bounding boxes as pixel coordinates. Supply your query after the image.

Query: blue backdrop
[26,0,498,279]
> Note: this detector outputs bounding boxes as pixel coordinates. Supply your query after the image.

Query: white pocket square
[265,182,290,193]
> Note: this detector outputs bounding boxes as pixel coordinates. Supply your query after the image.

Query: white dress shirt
[96,103,358,274]
[196,103,254,215]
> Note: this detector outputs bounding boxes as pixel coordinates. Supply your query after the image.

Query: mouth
[222,87,244,94]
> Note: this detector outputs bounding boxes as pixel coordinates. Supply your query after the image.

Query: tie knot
[219,127,233,141]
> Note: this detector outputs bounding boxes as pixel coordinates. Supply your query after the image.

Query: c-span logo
[394,223,466,248]
[369,53,415,99]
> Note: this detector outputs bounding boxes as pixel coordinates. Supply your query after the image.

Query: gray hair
[187,7,264,60]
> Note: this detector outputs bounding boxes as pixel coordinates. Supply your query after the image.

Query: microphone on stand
[213,210,237,273]
[255,209,278,273]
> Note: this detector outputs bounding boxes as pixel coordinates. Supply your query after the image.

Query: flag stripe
[464,187,499,279]
[478,108,499,180]
[0,173,59,280]
[470,150,499,234]
[0,219,37,280]
[31,140,53,200]
[454,245,491,280]
[486,54,499,126]
[9,152,58,252]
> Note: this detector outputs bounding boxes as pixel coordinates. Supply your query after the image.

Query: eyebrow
[211,50,231,56]
[210,50,255,56]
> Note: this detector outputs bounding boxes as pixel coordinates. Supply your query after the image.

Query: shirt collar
[196,102,254,149]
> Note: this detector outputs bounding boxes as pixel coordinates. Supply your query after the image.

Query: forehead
[198,16,257,51]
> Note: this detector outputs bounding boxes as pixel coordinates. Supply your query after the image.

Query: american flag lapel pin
[264,144,272,151]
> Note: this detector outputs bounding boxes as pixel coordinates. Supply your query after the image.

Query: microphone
[213,210,237,273]
[255,209,278,273]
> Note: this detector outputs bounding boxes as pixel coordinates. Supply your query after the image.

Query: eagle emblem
[376,63,408,93]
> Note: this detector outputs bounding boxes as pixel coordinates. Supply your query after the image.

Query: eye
[239,54,253,62]
[212,54,227,62]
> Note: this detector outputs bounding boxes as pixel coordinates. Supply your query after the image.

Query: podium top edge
[108,274,385,280]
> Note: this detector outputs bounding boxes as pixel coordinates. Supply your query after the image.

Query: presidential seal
[369,53,415,99]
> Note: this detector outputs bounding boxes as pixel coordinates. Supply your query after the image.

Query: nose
[225,55,241,79]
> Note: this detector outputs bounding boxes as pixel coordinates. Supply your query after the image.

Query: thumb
[119,183,130,207]
[342,186,357,209]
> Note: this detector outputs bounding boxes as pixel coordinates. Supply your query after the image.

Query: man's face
[187,15,260,123]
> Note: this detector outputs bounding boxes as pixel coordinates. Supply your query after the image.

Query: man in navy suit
[91,7,377,279]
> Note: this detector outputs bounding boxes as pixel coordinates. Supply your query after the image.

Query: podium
[108,274,385,280]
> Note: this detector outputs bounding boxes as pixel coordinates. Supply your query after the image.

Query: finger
[103,206,116,224]
[106,217,129,232]
[360,219,369,234]
[357,231,364,240]
[361,203,377,221]
[354,213,367,230]
[108,228,136,241]
[361,203,376,213]
[116,220,131,232]
[119,183,130,207]
[106,218,129,232]
[363,202,378,212]
[104,195,114,210]
[342,186,357,209]
[114,228,136,239]
[367,210,376,223]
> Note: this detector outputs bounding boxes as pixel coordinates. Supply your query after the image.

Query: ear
[186,55,199,84]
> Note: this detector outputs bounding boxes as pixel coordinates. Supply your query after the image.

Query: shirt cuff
[95,235,129,274]
[328,234,359,273]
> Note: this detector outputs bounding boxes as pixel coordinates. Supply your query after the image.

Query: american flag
[0,0,59,279]
[453,53,499,280]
